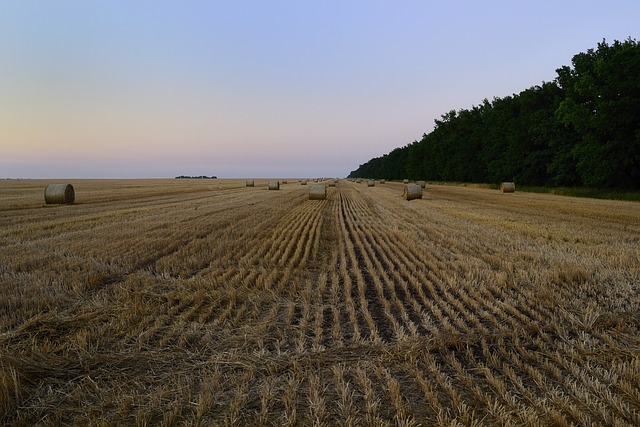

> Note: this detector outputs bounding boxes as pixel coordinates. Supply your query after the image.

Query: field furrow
[1,179,639,425]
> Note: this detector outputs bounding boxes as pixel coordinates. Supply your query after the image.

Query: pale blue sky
[1,1,638,178]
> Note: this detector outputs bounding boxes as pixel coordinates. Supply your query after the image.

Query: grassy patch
[516,185,640,202]
[428,181,640,202]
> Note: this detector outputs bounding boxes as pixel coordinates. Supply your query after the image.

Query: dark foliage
[349,39,640,189]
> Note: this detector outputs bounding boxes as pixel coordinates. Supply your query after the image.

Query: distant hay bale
[403,184,422,201]
[328,179,336,187]
[309,184,326,200]
[301,180,307,185]
[44,184,75,204]
[268,180,280,190]
[367,180,375,187]
[417,180,426,188]
[380,179,385,184]
[282,180,287,184]
[246,180,254,187]
[356,179,362,183]
[501,182,516,193]
[403,179,409,184]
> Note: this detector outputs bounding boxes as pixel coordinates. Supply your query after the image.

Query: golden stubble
[0,179,638,425]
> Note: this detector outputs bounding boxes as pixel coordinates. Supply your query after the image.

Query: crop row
[0,179,638,425]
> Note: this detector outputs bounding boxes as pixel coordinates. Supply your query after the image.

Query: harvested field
[1,179,639,426]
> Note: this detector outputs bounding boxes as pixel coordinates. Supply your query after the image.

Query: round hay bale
[403,179,409,184]
[380,179,385,184]
[246,180,254,187]
[328,179,336,187]
[403,184,422,201]
[44,184,75,204]
[356,179,362,183]
[417,180,426,188]
[281,180,287,184]
[301,180,307,185]
[268,180,280,190]
[500,182,515,193]
[367,180,375,187]
[309,184,326,200]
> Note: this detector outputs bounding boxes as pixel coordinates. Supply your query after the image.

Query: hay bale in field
[301,180,307,185]
[309,184,326,200]
[268,180,280,190]
[501,182,516,193]
[246,180,254,187]
[403,179,409,184]
[44,184,75,204]
[367,180,375,187]
[417,180,426,188]
[281,180,287,184]
[403,184,422,201]
[380,179,385,184]
[356,179,362,183]
[328,179,336,187]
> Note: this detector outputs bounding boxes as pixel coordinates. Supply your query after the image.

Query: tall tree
[349,38,639,190]
[556,38,640,188]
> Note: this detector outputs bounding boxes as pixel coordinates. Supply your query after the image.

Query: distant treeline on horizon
[175,175,217,179]
[349,38,640,190]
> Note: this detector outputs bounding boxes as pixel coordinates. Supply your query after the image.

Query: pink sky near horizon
[2,1,639,178]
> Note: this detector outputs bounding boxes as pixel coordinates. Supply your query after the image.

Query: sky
[1,1,639,179]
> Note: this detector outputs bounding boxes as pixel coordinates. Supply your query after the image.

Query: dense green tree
[349,38,639,190]
[556,38,640,188]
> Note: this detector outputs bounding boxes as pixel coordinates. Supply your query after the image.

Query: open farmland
[1,179,639,426]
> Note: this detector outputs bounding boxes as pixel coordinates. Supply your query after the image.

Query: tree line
[348,39,640,189]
